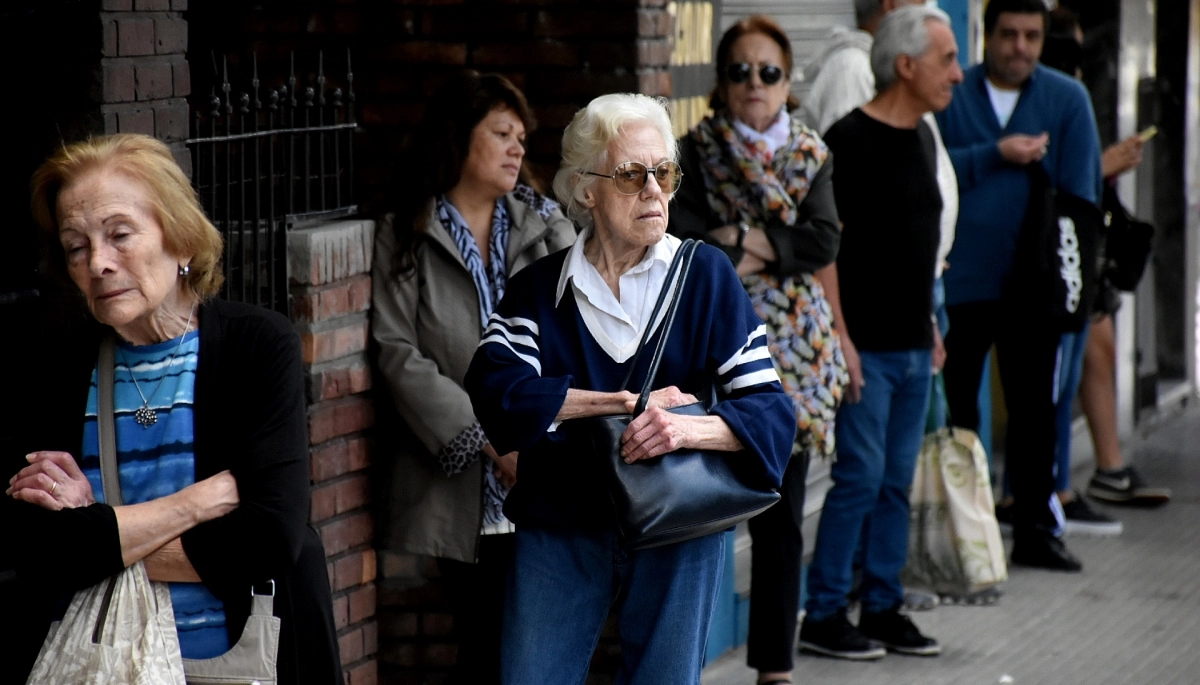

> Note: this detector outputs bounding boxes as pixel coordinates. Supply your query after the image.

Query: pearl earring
[179,264,190,277]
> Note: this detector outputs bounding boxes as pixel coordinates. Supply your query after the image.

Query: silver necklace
[126,306,195,428]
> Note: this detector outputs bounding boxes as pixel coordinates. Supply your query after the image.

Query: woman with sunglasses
[369,71,576,684]
[464,93,795,684]
[668,14,844,685]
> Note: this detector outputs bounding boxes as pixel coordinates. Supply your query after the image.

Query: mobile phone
[1138,125,1159,142]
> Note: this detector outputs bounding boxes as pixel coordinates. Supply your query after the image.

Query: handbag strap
[97,332,123,507]
[632,240,699,416]
[616,239,696,394]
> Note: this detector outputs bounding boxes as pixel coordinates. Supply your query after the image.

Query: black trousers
[437,533,515,685]
[942,300,1060,532]
[746,450,810,673]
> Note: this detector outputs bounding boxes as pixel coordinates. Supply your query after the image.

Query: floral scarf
[690,109,829,228]
[692,110,847,460]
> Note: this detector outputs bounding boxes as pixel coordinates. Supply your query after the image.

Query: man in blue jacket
[935,0,1102,572]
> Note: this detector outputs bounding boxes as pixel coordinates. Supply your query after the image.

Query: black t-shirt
[825,108,941,351]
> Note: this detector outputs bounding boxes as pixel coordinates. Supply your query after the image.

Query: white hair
[871,5,952,91]
[552,93,678,230]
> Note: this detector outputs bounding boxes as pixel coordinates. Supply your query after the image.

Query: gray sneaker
[1062,494,1123,537]
[1087,466,1171,506]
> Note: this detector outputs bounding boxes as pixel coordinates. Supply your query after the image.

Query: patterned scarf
[692,110,847,461]
[436,195,511,330]
[690,109,828,227]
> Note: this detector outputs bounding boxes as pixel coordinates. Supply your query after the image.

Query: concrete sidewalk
[703,404,1200,685]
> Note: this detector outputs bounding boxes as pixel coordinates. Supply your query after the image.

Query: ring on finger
[50,481,58,496]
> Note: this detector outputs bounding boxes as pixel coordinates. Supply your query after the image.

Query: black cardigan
[1,299,342,685]
[668,131,842,276]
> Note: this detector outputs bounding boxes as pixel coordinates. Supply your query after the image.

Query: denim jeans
[502,526,725,685]
[1053,322,1091,492]
[805,349,933,619]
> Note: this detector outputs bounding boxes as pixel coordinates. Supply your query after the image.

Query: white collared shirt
[555,229,682,363]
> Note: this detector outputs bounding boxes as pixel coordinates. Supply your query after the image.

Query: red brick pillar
[99,0,191,167]
[289,219,379,685]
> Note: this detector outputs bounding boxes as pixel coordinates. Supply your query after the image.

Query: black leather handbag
[569,239,781,550]
[1100,184,1154,292]
[1008,163,1102,332]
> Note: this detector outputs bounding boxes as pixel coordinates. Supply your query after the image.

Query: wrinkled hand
[998,132,1050,165]
[623,386,699,414]
[841,333,865,404]
[621,407,695,463]
[7,451,95,511]
[187,470,239,523]
[1102,134,1144,178]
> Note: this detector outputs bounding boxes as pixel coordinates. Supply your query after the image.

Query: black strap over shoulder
[614,239,699,414]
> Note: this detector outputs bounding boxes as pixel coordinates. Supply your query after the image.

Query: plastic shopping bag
[26,561,186,685]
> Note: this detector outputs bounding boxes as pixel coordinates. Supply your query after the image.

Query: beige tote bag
[902,425,1008,595]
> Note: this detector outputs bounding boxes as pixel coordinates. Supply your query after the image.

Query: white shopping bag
[902,426,1008,595]
[26,561,186,685]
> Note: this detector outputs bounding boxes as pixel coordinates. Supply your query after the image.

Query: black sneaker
[798,609,887,660]
[1062,493,1123,537]
[1011,526,1083,572]
[1087,466,1172,506]
[858,607,941,656]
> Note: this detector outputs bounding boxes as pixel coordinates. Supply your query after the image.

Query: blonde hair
[552,93,678,230]
[31,134,225,299]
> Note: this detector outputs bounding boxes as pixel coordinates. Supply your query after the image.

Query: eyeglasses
[584,161,683,195]
[725,62,785,86]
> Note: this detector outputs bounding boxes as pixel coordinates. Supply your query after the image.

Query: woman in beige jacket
[369,72,575,684]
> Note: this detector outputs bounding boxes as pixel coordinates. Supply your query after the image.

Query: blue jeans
[806,349,933,619]
[1053,322,1090,493]
[502,526,725,685]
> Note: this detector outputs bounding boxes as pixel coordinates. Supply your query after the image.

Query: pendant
[134,405,158,428]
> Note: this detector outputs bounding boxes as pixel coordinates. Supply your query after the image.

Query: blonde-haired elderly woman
[4,133,342,684]
[464,94,794,684]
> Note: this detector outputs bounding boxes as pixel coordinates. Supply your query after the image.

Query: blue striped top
[82,330,230,659]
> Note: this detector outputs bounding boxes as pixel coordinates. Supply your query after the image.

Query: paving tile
[704,407,1200,685]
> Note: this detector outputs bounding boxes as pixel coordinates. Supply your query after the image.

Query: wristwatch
[737,221,751,248]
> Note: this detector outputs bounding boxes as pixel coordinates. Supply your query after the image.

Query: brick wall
[186,0,673,213]
[289,219,380,685]
[99,0,191,169]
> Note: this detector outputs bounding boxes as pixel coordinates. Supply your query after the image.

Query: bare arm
[9,452,237,573]
[113,472,238,568]
[555,389,638,421]
[815,262,864,403]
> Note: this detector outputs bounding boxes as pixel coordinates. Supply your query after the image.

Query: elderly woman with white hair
[464,93,794,684]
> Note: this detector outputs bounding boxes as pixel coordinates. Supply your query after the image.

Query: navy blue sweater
[464,242,796,531]
[936,64,1103,305]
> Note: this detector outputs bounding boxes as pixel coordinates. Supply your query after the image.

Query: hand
[707,225,740,247]
[736,252,767,276]
[998,132,1050,165]
[932,323,947,373]
[183,471,239,524]
[620,407,694,463]
[624,386,699,414]
[1101,134,1144,178]
[840,333,865,404]
[491,450,519,489]
[7,451,95,511]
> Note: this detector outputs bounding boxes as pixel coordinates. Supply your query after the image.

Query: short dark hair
[984,0,1049,36]
[710,15,799,111]
[389,71,535,276]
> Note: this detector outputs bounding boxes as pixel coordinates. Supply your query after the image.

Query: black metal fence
[188,51,358,313]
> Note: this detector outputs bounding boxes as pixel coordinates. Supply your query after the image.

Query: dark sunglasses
[726,62,785,86]
[584,161,684,195]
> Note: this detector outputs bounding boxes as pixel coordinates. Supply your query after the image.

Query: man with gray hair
[799,5,962,661]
